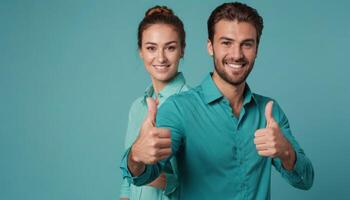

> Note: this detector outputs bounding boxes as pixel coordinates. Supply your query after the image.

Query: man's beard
[213,57,254,86]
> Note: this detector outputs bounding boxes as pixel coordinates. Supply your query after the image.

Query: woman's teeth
[154,65,169,68]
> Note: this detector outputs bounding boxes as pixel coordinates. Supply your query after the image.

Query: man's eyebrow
[219,37,234,41]
[241,39,255,43]
[218,37,256,44]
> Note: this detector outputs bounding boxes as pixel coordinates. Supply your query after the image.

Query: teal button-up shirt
[120,72,189,200]
[121,73,314,200]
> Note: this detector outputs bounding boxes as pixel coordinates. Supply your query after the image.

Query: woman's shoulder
[128,96,146,114]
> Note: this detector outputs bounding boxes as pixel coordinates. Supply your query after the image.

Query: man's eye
[242,42,253,48]
[222,41,231,46]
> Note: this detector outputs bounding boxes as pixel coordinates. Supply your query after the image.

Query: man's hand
[128,98,172,176]
[254,101,296,170]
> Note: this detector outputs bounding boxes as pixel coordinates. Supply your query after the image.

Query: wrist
[280,145,296,170]
[128,145,145,176]
[130,145,141,164]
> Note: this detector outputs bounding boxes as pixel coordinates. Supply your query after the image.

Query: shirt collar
[201,73,256,105]
[142,72,186,105]
[201,73,223,104]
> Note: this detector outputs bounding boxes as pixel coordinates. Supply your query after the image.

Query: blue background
[1,0,349,199]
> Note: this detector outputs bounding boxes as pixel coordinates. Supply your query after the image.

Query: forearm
[280,143,296,171]
[147,172,166,190]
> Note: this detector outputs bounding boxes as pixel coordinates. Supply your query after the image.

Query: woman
[120,5,188,200]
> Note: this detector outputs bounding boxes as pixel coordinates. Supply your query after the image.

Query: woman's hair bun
[145,6,174,17]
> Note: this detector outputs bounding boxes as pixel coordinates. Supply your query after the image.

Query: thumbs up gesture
[254,101,296,170]
[130,98,172,165]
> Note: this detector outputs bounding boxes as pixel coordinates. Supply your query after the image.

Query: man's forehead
[213,19,257,40]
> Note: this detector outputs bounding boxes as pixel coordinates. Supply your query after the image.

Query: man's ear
[207,39,214,56]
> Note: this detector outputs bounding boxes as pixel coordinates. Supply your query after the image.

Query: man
[121,2,314,199]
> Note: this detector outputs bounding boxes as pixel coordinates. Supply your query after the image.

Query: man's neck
[212,71,245,117]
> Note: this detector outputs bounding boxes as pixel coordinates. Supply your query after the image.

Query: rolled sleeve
[120,147,164,186]
[273,151,314,190]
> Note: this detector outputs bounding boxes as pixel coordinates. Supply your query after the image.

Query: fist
[130,98,172,164]
[254,101,293,159]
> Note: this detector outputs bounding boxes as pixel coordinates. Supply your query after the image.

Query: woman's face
[139,24,183,85]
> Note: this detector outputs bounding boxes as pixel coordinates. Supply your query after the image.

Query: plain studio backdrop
[1,0,349,199]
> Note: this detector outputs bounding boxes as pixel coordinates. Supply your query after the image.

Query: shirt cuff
[120,147,153,186]
[279,151,306,183]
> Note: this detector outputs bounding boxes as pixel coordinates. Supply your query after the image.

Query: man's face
[208,20,258,86]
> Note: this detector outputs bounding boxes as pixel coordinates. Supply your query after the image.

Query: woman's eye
[146,46,156,51]
[167,46,176,51]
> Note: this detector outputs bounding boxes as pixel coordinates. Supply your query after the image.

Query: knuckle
[150,149,157,157]
[150,140,157,148]
[270,135,276,141]
[150,158,156,164]
[168,149,172,155]
[271,149,277,155]
[150,129,157,136]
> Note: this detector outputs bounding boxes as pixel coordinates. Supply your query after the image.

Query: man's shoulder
[252,92,274,104]
[167,85,203,103]
[158,86,204,114]
[251,92,287,119]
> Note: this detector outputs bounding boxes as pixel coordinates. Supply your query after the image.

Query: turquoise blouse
[120,72,189,200]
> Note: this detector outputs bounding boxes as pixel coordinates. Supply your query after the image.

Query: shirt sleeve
[119,98,143,197]
[119,178,130,199]
[119,101,135,198]
[164,158,179,196]
[120,97,184,187]
[271,101,314,190]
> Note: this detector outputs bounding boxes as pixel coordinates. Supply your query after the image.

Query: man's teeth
[227,63,243,68]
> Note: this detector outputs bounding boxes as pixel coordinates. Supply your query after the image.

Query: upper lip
[224,58,247,66]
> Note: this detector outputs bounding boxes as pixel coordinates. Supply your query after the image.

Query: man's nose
[230,45,243,60]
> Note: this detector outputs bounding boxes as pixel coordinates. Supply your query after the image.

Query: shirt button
[232,147,237,159]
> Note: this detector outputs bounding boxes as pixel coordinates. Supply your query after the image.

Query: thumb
[265,101,277,128]
[146,97,157,126]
